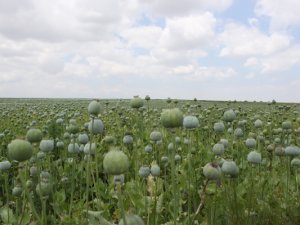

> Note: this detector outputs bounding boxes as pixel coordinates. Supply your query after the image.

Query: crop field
[0,97,300,225]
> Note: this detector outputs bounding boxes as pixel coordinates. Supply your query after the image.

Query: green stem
[42,198,47,225]
[4,173,10,224]
[117,184,127,225]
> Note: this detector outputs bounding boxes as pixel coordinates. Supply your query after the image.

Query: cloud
[159,13,216,51]
[141,0,233,17]
[255,0,300,29]
[219,22,291,57]
[0,0,299,101]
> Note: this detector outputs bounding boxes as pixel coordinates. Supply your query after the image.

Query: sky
[0,0,300,102]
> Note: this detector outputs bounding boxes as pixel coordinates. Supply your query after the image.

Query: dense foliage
[0,98,300,225]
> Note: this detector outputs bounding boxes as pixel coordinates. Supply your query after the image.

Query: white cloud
[0,0,299,101]
[121,26,163,49]
[141,0,233,17]
[219,23,291,57]
[159,13,216,51]
[255,0,300,29]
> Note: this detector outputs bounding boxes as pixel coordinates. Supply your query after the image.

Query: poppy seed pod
[150,131,162,142]
[123,135,133,144]
[39,140,54,152]
[285,146,300,157]
[282,121,292,130]
[130,96,144,109]
[254,119,263,128]
[203,163,221,180]
[221,160,239,177]
[8,139,33,162]
[234,128,243,138]
[212,143,225,156]
[113,174,125,185]
[139,166,150,178]
[56,141,64,149]
[84,143,97,155]
[0,160,11,171]
[291,158,300,168]
[245,138,256,149]
[144,144,152,153]
[26,128,43,143]
[214,122,225,133]
[161,108,183,128]
[223,109,236,122]
[150,163,160,176]
[88,100,101,116]
[220,139,229,149]
[78,133,89,145]
[88,119,104,134]
[68,143,80,154]
[247,151,262,164]
[103,149,129,175]
[183,116,199,129]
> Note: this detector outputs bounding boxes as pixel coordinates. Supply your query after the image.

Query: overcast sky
[0,0,299,102]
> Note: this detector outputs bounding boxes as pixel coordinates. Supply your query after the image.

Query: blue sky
[0,0,299,102]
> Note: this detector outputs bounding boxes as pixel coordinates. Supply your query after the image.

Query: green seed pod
[167,143,174,151]
[234,128,243,138]
[214,122,225,133]
[254,119,263,128]
[37,151,46,160]
[36,181,52,197]
[67,124,80,134]
[39,140,54,152]
[150,131,162,142]
[144,144,152,153]
[247,151,261,164]
[245,138,256,149]
[26,128,43,143]
[221,160,239,178]
[78,133,89,144]
[212,143,225,156]
[223,109,236,122]
[118,213,145,225]
[8,139,33,162]
[291,158,300,168]
[174,154,181,163]
[139,166,150,178]
[113,174,125,185]
[103,149,129,175]
[83,143,96,155]
[150,163,160,176]
[30,166,38,177]
[203,163,221,180]
[123,135,133,144]
[130,96,144,109]
[285,146,300,157]
[56,118,64,124]
[102,135,116,145]
[88,100,101,115]
[161,108,183,128]
[56,141,64,149]
[68,143,80,154]
[0,160,11,171]
[88,119,104,134]
[220,139,229,149]
[282,120,292,130]
[275,146,285,156]
[12,185,22,197]
[161,156,168,164]
[183,116,199,129]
